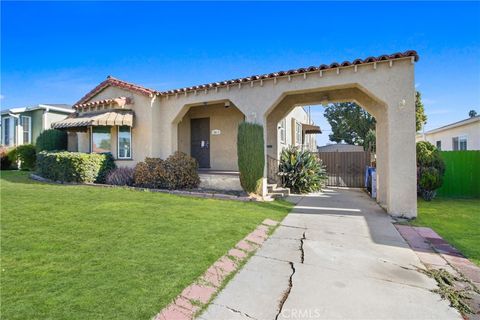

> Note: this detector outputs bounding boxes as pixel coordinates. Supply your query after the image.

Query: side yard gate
[317,151,371,187]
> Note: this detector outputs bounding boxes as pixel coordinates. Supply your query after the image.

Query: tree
[469,110,478,118]
[323,91,427,150]
[323,102,375,147]
[415,91,427,132]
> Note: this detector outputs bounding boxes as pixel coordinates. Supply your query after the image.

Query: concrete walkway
[199,188,461,320]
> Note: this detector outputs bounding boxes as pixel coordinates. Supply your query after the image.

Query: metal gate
[317,151,371,187]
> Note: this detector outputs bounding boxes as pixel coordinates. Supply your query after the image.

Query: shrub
[278,146,327,194]
[418,167,443,201]
[0,146,16,170]
[237,122,265,194]
[416,141,446,201]
[106,167,135,186]
[134,152,200,189]
[96,153,116,184]
[36,129,68,152]
[36,151,116,183]
[8,144,36,170]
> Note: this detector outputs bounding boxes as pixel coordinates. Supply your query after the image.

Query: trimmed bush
[36,129,68,152]
[278,146,327,194]
[416,141,445,201]
[106,167,135,186]
[36,151,116,183]
[237,122,264,194]
[134,152,200,189]
[8,144,36,171]
[0,146,16,170]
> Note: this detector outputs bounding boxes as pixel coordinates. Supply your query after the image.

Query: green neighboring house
[1,104,73,147]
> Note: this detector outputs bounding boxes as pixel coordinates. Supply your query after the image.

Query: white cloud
[0,95,4,100]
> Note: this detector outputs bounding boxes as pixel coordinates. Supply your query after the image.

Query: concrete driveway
[199,188,461,320]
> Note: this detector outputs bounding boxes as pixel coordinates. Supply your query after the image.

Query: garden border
[29,173,261,202]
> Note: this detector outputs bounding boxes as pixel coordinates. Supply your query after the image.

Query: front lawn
[412,197,480,266]
[0,171,292,319]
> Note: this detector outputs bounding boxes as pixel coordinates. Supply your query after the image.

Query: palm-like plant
[278,147,327,194]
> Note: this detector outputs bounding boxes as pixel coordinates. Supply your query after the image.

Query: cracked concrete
[199,188,461,320]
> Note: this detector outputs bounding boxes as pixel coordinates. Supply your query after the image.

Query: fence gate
[317,151,371,187]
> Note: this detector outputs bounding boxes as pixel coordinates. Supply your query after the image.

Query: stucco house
[1,104,73,147]
[416,116,480,150]
[52,50,419,217]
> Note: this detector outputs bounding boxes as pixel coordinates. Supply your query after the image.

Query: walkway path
[199,188,460,320]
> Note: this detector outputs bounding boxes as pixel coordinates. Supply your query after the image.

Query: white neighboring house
[276,106,320,156]
[317,143,365,152]
[416,116,480,151]
[1,104,73,147]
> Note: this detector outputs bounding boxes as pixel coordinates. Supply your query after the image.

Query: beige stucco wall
[178,104,245,170]
[70,56,417,217]
[416,120,480,151]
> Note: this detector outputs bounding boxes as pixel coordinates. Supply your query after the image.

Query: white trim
[1,104,74,116]
[2,116,12,146]
[117,125,132,159]
[20,115,32,144]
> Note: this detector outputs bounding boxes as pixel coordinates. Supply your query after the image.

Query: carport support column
[384,96,417,218]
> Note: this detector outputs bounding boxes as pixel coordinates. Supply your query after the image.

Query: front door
[191,118,210,168]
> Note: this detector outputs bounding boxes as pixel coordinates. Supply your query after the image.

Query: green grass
[0,171,293,320]
[412,197,480,266]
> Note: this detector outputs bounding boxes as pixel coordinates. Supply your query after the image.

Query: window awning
[302,123,322,134]
[52,109,134,129]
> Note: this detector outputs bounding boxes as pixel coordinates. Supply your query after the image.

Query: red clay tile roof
[75,76,158,105]
[75,50,419,104]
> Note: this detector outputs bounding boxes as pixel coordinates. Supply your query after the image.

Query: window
[91,126,111,153]
[2,117,10,145]
[295,121,302,145]
[436,140,441,150]
[452,136,467,151]
[20,116,31,144]
[279,119,286,144]
[117,126,132,159]
[459,136,467,150]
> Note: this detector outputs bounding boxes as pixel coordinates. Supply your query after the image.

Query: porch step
[266,183,290,198]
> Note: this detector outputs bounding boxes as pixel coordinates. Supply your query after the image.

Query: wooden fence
[317,151,371,187]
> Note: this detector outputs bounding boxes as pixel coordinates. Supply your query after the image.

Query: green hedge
[237,122,264,194]
[8,144,36,171]
[437,151,480,198]
[36,151,115,183]
[36,129,68,152]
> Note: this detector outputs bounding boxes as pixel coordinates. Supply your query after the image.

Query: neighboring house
[51,50,420,217]
[277,107,320,155]
[317,143,364,152]
[416,116,480,151]
[1,104,73,147]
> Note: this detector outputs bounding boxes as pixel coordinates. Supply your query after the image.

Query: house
[416,116,480,151]
[52,50,419,217]
[1,104,73,147]
[317,143,364,152]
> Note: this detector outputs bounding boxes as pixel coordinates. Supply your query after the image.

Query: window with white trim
[91,126,112,153]
[20,116,32,144]
[295,121,302,145]
[436,140,441,150]
[452,136,467,151]
[117,126,132,159]
[279,119,286,144]
[2,117,10,145]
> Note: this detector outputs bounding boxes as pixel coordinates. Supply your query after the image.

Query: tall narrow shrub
[237,122,265,194]
[36,129,68,152]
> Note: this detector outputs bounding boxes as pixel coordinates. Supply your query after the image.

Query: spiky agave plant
[278,146,327,194]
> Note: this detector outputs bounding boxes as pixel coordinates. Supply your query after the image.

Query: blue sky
[1,1,479,146]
